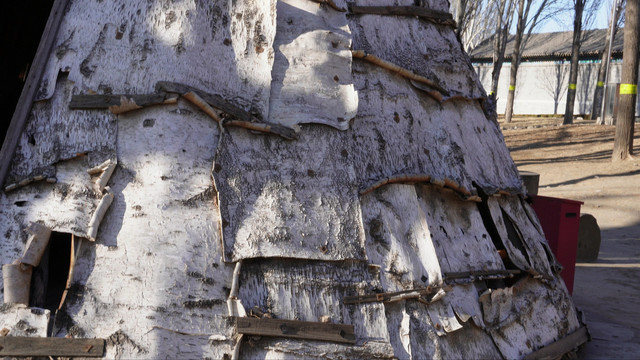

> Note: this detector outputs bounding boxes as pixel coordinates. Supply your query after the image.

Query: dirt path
[502,117,640,359]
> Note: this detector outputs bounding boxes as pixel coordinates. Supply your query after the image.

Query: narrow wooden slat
[349,5,455,26]
[0,0,70,188]
[235,317,355,344]
[0,337,104,357]
[68,94,170,109]
[444,269,521,280]
[523,327,589,360]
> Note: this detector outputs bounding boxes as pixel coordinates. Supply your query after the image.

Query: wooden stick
[352,50,448,101]
[58,235,82,310]
[309,0,346,12]
[69,94,177,114]
[183,92,222,123]
[349,5,456,26]
[0,337,104,357]
[87,159,113,175]
[224,120,298,140]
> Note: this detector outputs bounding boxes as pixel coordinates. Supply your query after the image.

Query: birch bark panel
[216,126,365,262]
[240,338,395,359]
[267,0,357,130]
[480,277,581,359]
[496,196,554,277]
[487,197,554,278]
[238,260,390,344]
[0,157,103,240]
[349,12,484,100]
[414,185,504,274]
[360,184,442,291]
[37,0,275,119]
[0,305,50,338]
[8,80,116,183]
[350,62,523,195]
[61,105,234,358]
[407,300,502,360]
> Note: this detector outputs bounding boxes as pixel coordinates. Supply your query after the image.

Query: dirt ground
[501,117,640,359]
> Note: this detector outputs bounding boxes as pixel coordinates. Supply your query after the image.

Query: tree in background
[612,0,638,160]
[542,61,570,114]
[451,0,499,52]
[563,0,601,125]
[489,0,517,98]
[504,0,562,123]
[593,0,625,124]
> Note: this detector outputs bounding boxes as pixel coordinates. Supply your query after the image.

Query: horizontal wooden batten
[0,337,104,357]
[235,317,355,344]
[524,326,589,360]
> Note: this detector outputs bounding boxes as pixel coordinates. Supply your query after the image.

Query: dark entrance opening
[0,2,55,143]
[29,231,72,312]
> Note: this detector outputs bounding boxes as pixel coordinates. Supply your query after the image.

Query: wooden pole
[0,0,69,188]
[612,0,639,161]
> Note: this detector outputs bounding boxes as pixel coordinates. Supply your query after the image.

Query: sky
[534,1,616,33]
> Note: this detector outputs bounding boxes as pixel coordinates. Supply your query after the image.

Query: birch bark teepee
[0,0,586,358]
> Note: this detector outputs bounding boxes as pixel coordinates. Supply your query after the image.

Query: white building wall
[475,61,626,116]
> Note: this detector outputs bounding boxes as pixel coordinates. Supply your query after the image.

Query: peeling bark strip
[309,0,346,12]
[352,50,447,101]
[2,263,32,304]
[4,174,53,192]
[87,189,114,241]
[343,286,442,305]
[523,326,589,360]
[68,94,178,114]
[349,6,456,26]
[235,317,356,344]
[0,337,104,357]
[20,222,52,267]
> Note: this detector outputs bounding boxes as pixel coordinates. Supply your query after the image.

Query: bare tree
[612,0,639,161]
[593,0,625,123]
[542,61,570,114]
[563,0,601,125]
[489,0,517,98]
[451,0,499,52]
[504,0,561,123]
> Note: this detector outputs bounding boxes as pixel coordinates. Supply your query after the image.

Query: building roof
[470,28,624,62]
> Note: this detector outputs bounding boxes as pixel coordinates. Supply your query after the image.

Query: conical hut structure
[0,0,587,358]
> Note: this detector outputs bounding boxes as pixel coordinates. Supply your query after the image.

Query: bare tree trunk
[563,1,585,125]
[612,0,639,160]
[592,1,623,123]
[490,0,516,98]
[504,0,526,123]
